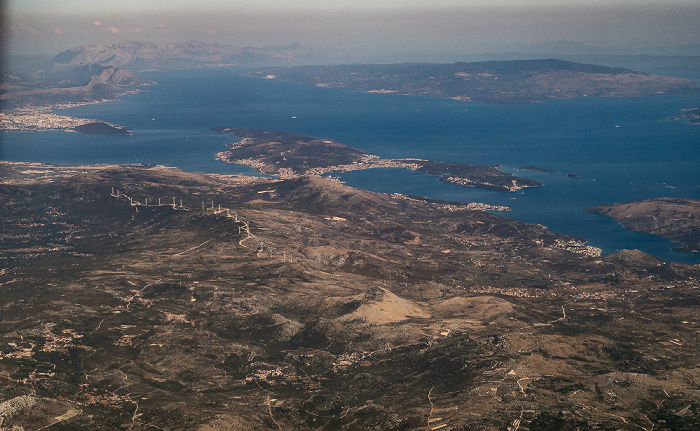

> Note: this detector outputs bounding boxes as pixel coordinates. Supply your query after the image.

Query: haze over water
[2,68,699,263]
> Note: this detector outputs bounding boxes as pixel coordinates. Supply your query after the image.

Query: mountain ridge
[51,41,306,71]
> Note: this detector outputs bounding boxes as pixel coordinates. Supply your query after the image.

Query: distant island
[211,127,542,192]
[518,166,560,173]
[587,197,700,252]
[254,59,700,104]
[671,107,700,125]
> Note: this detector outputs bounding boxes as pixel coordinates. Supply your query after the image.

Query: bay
[2,67,699,263]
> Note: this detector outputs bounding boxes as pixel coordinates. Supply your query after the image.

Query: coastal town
[0,108,95,132]
[1,105,131,135]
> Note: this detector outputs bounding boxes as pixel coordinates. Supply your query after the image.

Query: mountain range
[50,41,306,71]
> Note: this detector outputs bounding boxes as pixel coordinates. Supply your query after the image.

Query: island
[587,197,700,252]
[73,121,131,135]
[212,127,542,192]
[518,165,561,173]
[254,59,700,104]
[2,162,699,430]
[671,107,700,125]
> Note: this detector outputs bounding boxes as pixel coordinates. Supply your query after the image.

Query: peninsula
[587,197,700,252]
[212,127,542,192]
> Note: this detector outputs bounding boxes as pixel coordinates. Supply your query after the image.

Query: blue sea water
[2,67,699,263]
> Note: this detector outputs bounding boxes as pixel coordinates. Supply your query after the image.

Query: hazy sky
[3,0,699,59]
